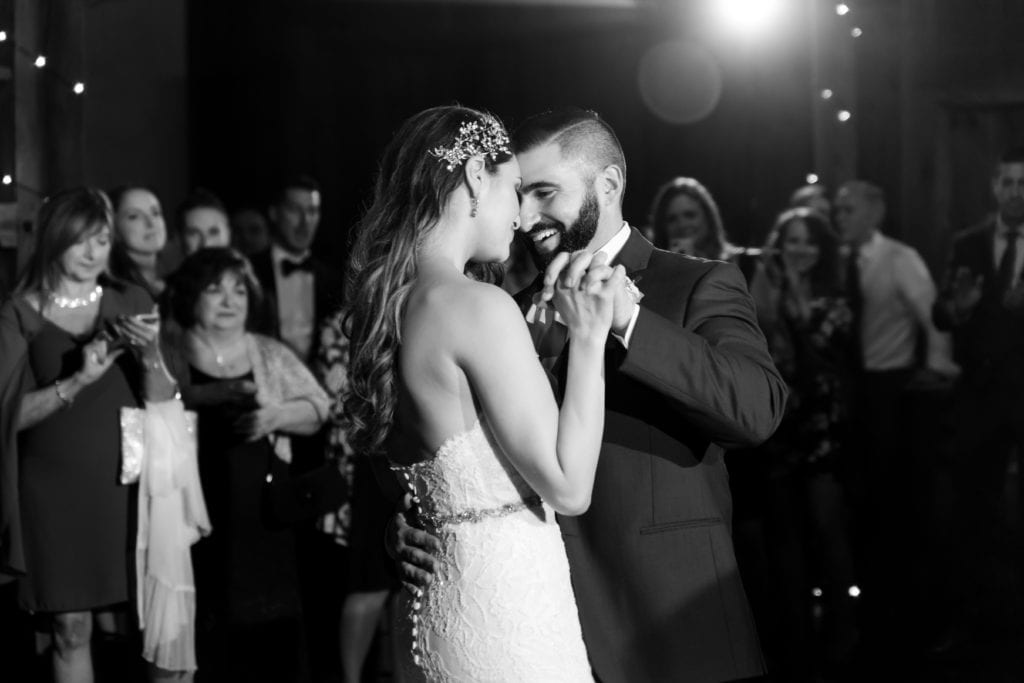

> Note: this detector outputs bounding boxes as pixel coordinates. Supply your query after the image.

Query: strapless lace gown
[391,418,594,682]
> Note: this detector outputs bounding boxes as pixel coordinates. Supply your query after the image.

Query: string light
[2,175,12,186]
[0,29,87,96]
[837,110,852,122]
[836,3,850,15]
[848,585,861,598]
[806,173,819,184]
[812,587,823,597]
[821,88,834,100]
[851,27,863,38]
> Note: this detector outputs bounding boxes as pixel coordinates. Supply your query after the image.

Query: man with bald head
[394,108,787,682]
[834,179,958,647]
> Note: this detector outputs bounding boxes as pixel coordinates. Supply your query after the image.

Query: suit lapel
[969,222,998,295]
[612,227,654,282]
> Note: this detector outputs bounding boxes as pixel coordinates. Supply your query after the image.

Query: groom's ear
[462,155,487,199]
[595,163,624,208]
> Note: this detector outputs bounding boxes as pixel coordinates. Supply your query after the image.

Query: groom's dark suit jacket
[518,228,787,683]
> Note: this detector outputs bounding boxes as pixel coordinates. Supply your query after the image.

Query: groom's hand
[386,494,442,591]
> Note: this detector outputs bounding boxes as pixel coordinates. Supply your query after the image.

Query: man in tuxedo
[395,108,787,682]
[250,175,342,364]
[932,148,1024,642]
[250,176,345,680]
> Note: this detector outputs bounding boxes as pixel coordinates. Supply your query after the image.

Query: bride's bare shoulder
[412,277,518,318]
[406,277,524,342]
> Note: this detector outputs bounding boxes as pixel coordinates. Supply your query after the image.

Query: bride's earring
[470,196,479,218]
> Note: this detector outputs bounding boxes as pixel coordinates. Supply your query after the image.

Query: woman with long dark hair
[647,176,732,260]
[345,105,619,680]
[108,185,169,298]
[748,207,859,674]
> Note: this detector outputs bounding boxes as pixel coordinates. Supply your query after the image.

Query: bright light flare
[34,55,46,68]
[0,31,7,42]
[806,173,819,184]
[712,0,785,37]
[836,3,850,16]
[72,82,85,95]
[2,175,12,185]
[848,585,861,598]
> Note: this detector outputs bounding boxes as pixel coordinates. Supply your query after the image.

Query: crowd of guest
[1,146,1023,683]
[0,178,394,683]
[646,154,1024,681]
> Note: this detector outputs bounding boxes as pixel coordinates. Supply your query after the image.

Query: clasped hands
[537,250,637,338]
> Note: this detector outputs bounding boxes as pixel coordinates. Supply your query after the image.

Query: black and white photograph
[1,1,1023,681]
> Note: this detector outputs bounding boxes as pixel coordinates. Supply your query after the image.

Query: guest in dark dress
[163,248,329,682]
[748,207,859,677]
[0,188,181,682]
[315,307,399,683]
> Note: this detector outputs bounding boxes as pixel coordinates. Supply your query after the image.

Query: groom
[396,108,786,682]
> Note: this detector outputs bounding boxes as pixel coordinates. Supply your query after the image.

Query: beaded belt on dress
[418,495,543,528]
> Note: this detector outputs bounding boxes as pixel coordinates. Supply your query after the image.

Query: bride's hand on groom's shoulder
[387,494,442,591]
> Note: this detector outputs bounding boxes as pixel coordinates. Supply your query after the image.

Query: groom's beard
[526,188,601,270]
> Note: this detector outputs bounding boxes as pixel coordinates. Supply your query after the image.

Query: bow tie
[280,257,314,276]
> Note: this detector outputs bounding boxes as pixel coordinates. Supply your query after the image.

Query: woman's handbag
[120,406,198,485]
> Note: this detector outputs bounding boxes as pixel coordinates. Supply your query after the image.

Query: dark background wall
[187,0,817,267]
[4,0,1024,288]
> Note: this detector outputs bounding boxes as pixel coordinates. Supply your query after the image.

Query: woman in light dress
[345,106,623,681]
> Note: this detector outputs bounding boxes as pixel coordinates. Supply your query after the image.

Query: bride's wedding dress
[391,416,594,682]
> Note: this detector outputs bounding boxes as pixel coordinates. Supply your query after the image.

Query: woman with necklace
[164,247,329,682]
[0,188,200,682]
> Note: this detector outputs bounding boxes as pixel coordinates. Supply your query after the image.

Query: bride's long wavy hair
[345,105,513,456]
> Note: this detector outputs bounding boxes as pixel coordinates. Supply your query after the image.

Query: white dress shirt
[271,243,315,360]
[525,222,640,347]
[856,230,956,373]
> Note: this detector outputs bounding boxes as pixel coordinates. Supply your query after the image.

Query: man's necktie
[997,230,1020,294]
[281,257,314,277]
[844,247,864,370]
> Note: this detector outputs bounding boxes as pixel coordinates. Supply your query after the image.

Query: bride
[344,106,623,681]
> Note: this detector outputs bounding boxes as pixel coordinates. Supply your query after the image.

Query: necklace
[50,285,103,309]
[190,331,245,372]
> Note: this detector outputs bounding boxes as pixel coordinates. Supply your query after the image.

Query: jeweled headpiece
[430,115,512,172]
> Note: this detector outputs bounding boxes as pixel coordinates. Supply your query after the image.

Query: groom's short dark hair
[512,107,627,194]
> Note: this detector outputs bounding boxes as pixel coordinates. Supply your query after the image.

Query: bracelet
[54,379,73,409]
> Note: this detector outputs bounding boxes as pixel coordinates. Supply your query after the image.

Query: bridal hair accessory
[430,115,511,172]
[51,284,103,309]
